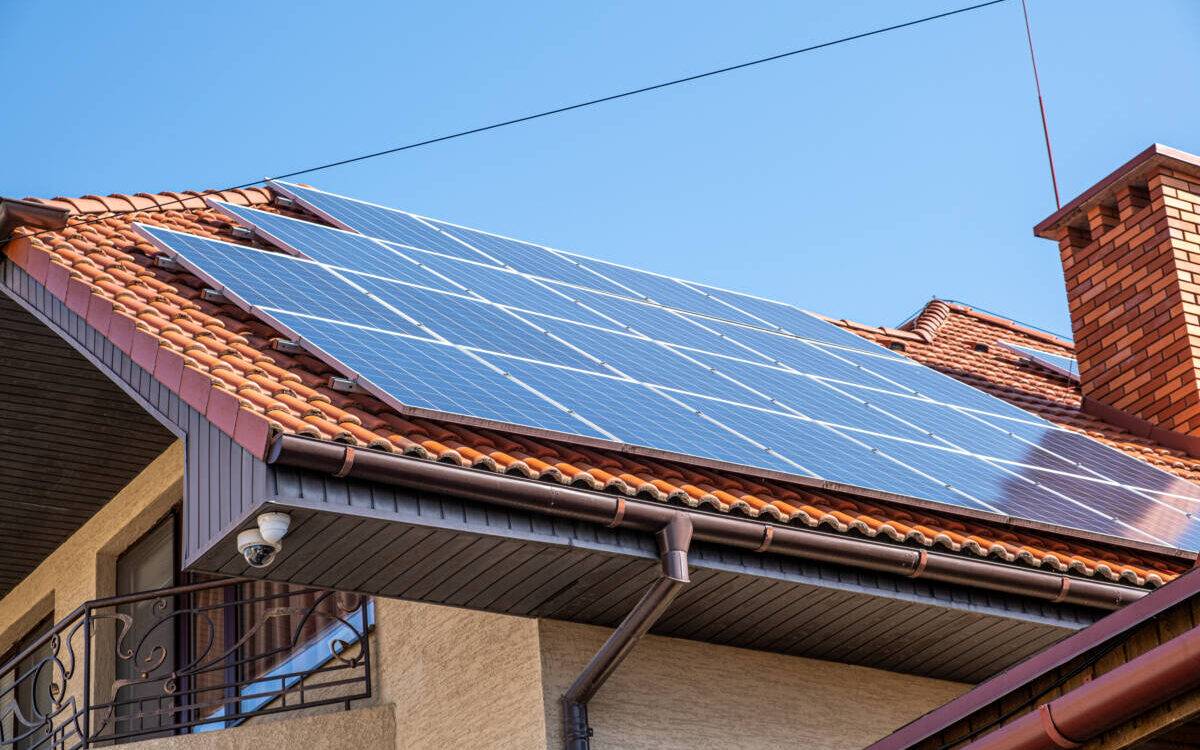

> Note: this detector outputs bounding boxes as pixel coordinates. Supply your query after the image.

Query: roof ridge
[23,187,274,216]
[904,299,952,343]
[942,301,1075,351]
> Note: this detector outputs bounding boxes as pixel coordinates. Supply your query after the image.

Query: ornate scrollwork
[1,580,371,748]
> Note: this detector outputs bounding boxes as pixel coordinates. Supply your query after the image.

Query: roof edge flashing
[0,197,71,241]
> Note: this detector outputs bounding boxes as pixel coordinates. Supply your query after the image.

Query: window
[113,516,178,739]
[0,616,54,750]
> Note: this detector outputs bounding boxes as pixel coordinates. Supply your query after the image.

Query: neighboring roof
[869,565,1200,749]
[1,188,1192,590]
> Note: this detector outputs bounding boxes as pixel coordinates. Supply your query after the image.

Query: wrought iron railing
[0,578,371,749]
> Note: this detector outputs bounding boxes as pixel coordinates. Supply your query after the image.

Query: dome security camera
[236,512,292,568]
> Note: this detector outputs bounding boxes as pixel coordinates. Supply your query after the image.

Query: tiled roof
[3,188,1192,589]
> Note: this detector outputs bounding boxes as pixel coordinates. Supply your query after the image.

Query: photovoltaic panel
[135,226,426,337]
[974,414,1200,502]
[691,281,908,356]
[695,358,937,442]
[272,181,494,262]
[999,340,1079,380]
[524,319,766,405]
[267,313,607,438]
[349,276,602,371]
[141,186,1200,552]
[566,255,767,326]
[681,397,978,507]
[545,285,763,360]
[428,221,632,294]
[825,346,1043,422]
[210,201,461,292]
[389,248,614,327]
[695,322,885,381]
[487,355,798,474]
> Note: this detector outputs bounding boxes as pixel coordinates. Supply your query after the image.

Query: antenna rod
[1021,0,1060,209]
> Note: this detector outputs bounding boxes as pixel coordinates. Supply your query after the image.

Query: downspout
[267,436,1151,611]
[561,513,692,749]
[962,622,1200,750]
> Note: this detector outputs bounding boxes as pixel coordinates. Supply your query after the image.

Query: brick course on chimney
[1036,145,1200,455]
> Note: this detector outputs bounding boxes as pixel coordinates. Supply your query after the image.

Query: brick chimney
[1035,144,1200,456]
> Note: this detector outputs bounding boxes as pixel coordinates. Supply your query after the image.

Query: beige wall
[130,704,394,750]
[375,599,548,749]
[539,619,968,750]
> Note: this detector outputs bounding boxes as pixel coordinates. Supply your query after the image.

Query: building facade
[3,144,1199,749]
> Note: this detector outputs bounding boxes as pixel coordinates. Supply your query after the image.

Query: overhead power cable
[0,0,1010,247]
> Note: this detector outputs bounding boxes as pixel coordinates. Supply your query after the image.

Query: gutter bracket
[561,513,692,749]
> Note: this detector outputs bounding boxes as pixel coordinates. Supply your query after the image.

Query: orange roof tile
[3,189,1192,589]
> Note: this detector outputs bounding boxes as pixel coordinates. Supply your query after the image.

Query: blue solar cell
[696,357,933,442]
[698,320,880,381]
[351,276,602,371]
[137,225,427,337]
[693,283,903,355]
[572,256,765,325]
[531,320,763,404]
[270,313,605,437]
[271,182,492,263]
[553,286,765,359]
[1006,465,1195,548]
[395,248,612,326]
[976,414,1200,502]
[825,346,1041,421]
[429,222,628,293]
[1003,341,1079,378]
[211,201,462,292]
[865,437,1156,541]
[828,385,1080,472]
[684,398,977,506]
[487,356,796,472]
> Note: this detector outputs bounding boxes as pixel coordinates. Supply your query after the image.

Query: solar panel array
[999,340,1080,381]
[131,182,1200,551]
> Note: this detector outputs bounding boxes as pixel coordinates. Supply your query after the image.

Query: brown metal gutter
[268,435,1148,611]
[962,620,1200,749]
[562,513,692,749]
[0,197,70,241]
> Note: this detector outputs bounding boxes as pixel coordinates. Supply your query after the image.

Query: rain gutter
[268,435,1148,611]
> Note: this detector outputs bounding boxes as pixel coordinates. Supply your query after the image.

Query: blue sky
[4,1,1198,338]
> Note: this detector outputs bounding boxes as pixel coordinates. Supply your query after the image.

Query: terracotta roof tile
[3,188,1192,589]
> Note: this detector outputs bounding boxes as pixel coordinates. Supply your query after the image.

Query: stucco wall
[539,619,968,750]
[374,599,548,749]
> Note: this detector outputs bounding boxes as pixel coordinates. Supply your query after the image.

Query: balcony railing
[0,578,372,749]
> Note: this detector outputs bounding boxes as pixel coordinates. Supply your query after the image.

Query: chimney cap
[1033,143,1200,239]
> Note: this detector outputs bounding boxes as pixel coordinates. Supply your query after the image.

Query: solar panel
[997,340,1080,380]
[270,181,495,262]
[269,313,608,437]
[138,188,1200,552]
